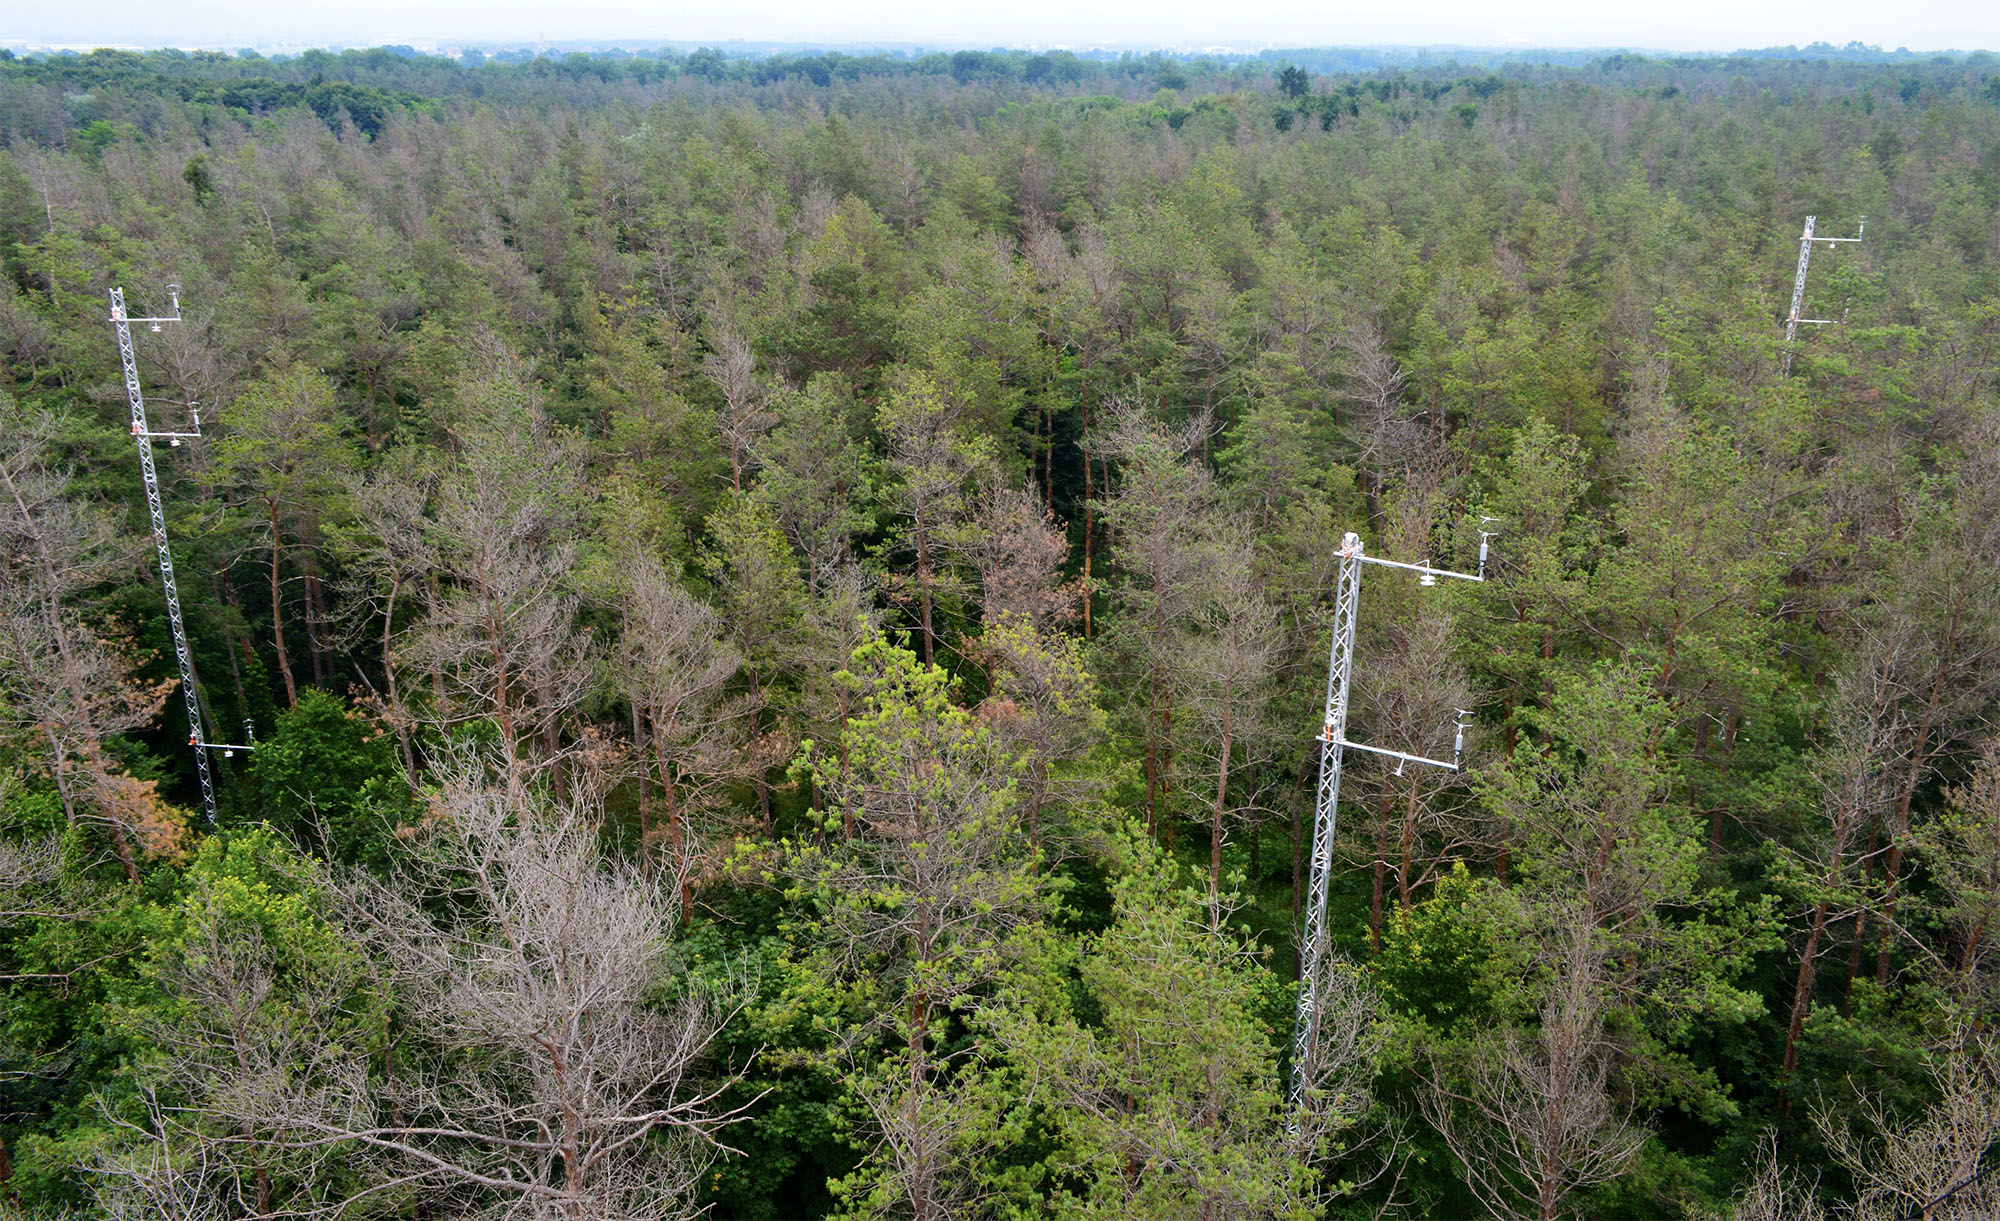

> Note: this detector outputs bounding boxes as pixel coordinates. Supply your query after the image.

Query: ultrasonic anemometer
[1289,519,1496,1117]
[110,285,248,826]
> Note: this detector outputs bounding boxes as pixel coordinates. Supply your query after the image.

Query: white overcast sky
[12,0,1997,53]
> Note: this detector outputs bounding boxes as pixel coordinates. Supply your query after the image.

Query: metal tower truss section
[1782,214,1865,376]
[1288,525,1493,1120]
[110,286,251,827]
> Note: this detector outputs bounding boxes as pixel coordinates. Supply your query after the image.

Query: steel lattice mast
[1781,214,1864,376]
[110,286,249,827]
[1288,526,1493,1115]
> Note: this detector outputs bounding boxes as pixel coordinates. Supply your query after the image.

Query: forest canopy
[1,41,1999,1219]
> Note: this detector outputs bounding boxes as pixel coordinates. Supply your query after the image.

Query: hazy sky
[13,0,1997,52]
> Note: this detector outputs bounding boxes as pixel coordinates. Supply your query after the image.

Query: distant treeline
[6,42,2000,151]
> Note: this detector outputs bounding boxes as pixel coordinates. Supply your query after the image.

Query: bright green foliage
[1482,665,1771,1117]
[3,830,376,1215]
[794,635,1034,1014]
[92,829,380,1216]
[990,830,1348,1219]
[790,635,1039,1220]
[1373,862,1500,1035]
[245,688,413,864]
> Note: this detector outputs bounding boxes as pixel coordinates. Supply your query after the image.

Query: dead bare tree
[616,554,748,902]
[0,405,178,879]
[307,752,750,1219]
[1091,401,1212,836]
[400,417,598,801]
[1288,953,1387,1168]
[1336,320,1439,535]
[705,325,772,494]
[1779,646,1905,1106]
[1863,510,2000,989]
[1847,415,2000,993]
[1423,920,1647,1221]
[337,450,442,780]
[1696,1133,1827,1221]
[956,471,1079,633]
[1819,1024,2000,1221]
[1912,738,2000,1010]
[0,801,62,926]
[85,753,749,1220]
[89,1099,258,1221]
[1351,603,1474,953]
[1172,527,1282,898]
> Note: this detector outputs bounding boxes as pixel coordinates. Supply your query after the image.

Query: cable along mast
[109,286,250,827]
[1288,524,1494,1118]
[1782,214,1865,376]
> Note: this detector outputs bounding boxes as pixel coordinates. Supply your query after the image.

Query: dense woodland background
[2,42,2000,1219]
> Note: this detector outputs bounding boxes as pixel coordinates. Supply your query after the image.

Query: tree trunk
[302,548,329,688]
[633,702,651,867]
[1081,393,1094,638]
[211,569,252,717]
[917,525,936,667]
[1779,895,1833,1113]
[106,818,140,883]
[1209,682,1232,897]
[1399,773,1420,911]
[1028,754,1046,853]
[382,571,416,778]
[1369,786,1392,954]
[268,502,297,707]
[651,720,691,922]
[1842,828,1877,1017]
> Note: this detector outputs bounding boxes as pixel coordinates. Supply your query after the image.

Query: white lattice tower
[110,286,221,825]
[1288,526,1492,1120]
[1288,533,1362,1107]
[1781,214,1864,377]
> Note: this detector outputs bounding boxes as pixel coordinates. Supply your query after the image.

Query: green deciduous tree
[790,636,1038,1221]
